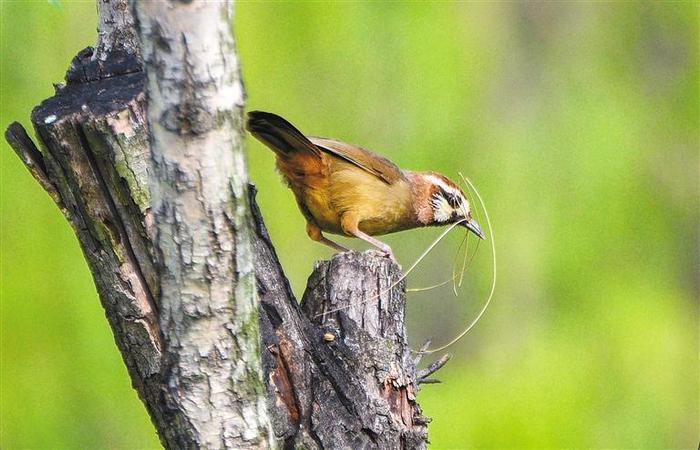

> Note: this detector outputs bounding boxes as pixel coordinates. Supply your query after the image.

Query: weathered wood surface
[300,252,428,448]
[8,0,272,446]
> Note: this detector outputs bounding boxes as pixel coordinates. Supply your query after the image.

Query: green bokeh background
[1,2,698,449]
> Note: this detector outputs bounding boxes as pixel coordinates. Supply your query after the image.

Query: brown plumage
[246,111,484,262]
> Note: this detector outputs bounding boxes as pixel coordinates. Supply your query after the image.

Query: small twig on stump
[417,354,452,385]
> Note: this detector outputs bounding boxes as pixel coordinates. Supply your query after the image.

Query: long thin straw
[408,232,468,294]
[457,173,482,288]
[452,232,469,296]
[407,175,485,295]
[420,175,496,354]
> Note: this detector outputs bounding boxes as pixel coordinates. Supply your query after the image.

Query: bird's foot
[377,244,398,265]
[367,247,397,264]
[349,228,399,265]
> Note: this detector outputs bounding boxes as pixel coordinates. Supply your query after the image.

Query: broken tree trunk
[6,0,445,448]
[7,0,271,446]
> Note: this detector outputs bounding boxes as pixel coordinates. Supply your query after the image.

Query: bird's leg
[341,215,397,263]
[353,230,397,263]
[306,222,349,253]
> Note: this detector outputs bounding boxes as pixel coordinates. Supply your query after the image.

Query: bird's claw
[382,246,398,265]
[368,246,398,264]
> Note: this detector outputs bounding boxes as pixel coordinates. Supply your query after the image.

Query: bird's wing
[247,111,403,185]
[309,136,404,185]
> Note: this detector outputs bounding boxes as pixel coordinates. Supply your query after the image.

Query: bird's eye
[444,191,462,208]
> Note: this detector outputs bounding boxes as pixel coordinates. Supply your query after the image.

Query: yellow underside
[291,161,415,236]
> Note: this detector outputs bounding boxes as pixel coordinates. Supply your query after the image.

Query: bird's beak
[461,218,485,240]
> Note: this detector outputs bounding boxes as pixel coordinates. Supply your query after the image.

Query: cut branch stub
[6,49,166,427]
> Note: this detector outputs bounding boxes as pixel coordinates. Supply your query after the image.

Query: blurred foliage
[1,2,697,449]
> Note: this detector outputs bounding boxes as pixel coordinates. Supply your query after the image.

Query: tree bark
[131,1,271,447]
[6,0,442,448]
[300,253,426,448]
[95,0,140,62]
[6,31,168,447]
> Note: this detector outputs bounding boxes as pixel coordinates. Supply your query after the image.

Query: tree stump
[300,252,428,449]
[252,188,434,448]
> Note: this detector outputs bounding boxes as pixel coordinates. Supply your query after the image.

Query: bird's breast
[281,158,418,237]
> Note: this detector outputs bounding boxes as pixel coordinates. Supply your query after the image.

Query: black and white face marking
[427,175,471,223]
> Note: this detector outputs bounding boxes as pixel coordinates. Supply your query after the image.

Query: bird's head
[414,172,485,239]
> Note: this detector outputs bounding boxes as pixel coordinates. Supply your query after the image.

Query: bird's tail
[246,111,321,157]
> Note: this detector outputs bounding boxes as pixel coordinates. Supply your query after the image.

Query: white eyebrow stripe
[425,174,460,196]
[426,174,471,219]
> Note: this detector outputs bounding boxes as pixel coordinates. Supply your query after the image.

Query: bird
[246,111,484,262]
